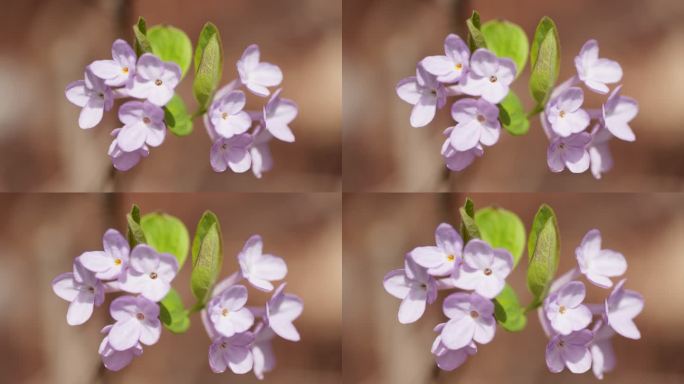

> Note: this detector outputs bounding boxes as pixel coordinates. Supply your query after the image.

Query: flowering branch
[395,11,638,179]
[65,17,298,177]
[382,198,644,379]
[51,204,303,379]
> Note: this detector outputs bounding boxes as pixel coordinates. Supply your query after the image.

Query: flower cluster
[204,44,298,178]
[65,40,180,171]
[383,223,514,370]
[543,40,638,179]
[396,34,518,171]
[541,229,643,379]
[200,235,303,379]
[51,229,179,371]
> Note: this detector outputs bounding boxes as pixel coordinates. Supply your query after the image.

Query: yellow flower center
[114,258,122,266]
[447,254,455,262]
[122,66,129,74]
[455,63,463,70]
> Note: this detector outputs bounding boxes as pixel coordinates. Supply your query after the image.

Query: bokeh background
[344,193,684,383]
[343,0,684,192]
[0,193,341,383]
[0,0,341,192]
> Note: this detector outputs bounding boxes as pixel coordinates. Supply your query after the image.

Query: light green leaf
[193,25,223,113]
[498,91,530,136]
[526,204,560,309]
[147,25,193,79]
[529,16,560,112]
[493,284,527,331]
[140,212,190,269]
[163,94,193,136]
[466,11,487,51]
[481,20,529,78]
[459,197,480,243]
[126,204,146,248]
[133,17,152,56]
[475,207,526,267]
[190,212,223,306]
[159,288,190,333]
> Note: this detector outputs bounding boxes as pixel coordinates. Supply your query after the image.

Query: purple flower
[382,257,437,324]
[448,97,501,151]
[209,90,252,139]
[119,244,178,302]
[237,44,283,97]
[544,281,592,335]
[90,39,137,87]
[575,229,626,288]
[127,53,181,106]
[605,279,643,339]
[210,134,253,173]
[602,85,638,142]
[460,48,516,104]
[208,332,255,374]
[108,295,161,351]
[266,283,303,341]
[65,69,114,129]
[98,324,143,371]
[452,239,513,299]
[588,126,613,180]
[52,258,105,325]
[79,229,129,280]
[251,323,276,380]
[440,292,495,350]
[590,320,616,380]
[237,235,288,292]
[263,88,297,142]
[547,132,591,173]
[249,128,274,179]
[409,223,464,277]
[421,34,470,83]
[441,131,483,172]
[116,100,166,152]
[431,323,477,371]
[395,65,447,128]
[546,87,590,137]
[108,128,149,171]
[575,39,622,94]
[545,329,593,373]
[208,285,255,337]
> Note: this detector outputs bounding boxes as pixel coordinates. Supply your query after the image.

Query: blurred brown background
[0,0,341,192]
[343,193,684,383]
[343,0,684,192]
[0,193,341,383]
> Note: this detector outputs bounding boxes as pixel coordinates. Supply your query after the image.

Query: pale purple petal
[383,269,411,299]
[108,318,141,351]
[398,285,427,324]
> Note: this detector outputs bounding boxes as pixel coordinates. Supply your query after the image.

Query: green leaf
[133,17,152,56]
[493,284,527,332]
[147,25,193,79]
[528,16,560,111]
[193,24,223,113]
[466,11,487,51]
[163,94,193,136]
[481,20,529,78]
[526,204,560,309]
[140,212,190,269]
[475,207,526,267]
[159,288,190,333]
[126,204,146,248]
[190,212,223,306]
[498,91,530,136]
[459,197,480,243]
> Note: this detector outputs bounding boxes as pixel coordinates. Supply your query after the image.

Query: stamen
[143,117,151,124]
[483,268,492,276]
[155,79,163,86]
[149,272,158,280]
[455,63,463,70]
[114,258,122,266]
[447,254,455,262]
[470,310,479,319]
[136,313,145,320]
[220,342,228,349]
[477,114,486,123]
[222,308,230,317]
[559,110,566,118]
[221,112,229,120]
[489,75,497,83]
[558,340,565,348]
[559,305,566,314]
[88,286,95,293]
[122,66,129,74]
